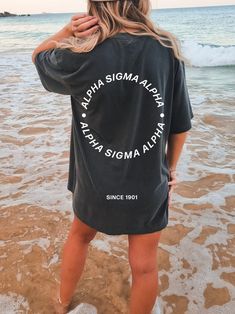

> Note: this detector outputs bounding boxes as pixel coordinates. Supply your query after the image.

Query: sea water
[0,5,234,313]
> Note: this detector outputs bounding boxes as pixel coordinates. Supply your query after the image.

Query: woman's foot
[52,289,71,314]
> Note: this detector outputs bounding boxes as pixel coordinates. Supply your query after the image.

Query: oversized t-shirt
[34,32,194,235]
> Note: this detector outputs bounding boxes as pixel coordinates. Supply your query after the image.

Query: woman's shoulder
[52,47,90,71]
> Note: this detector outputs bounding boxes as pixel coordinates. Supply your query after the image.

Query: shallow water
[0,5,234,314]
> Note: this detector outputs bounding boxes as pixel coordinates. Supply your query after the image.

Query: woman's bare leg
[128,231,162,314]
[58,214,97,305]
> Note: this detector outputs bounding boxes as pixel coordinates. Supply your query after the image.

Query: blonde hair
[52,0,190,65]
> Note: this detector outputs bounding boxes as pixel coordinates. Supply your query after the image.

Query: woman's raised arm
[32,13,99,63]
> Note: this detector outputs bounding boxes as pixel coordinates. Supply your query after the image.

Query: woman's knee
[128,232,161,275]
[129,256,157,276]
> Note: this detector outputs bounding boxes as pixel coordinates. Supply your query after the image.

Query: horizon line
[2,3,234,15]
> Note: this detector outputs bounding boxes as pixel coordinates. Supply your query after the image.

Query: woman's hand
[168,169,178,206]
[32,13,100,63]
[68,13,100,38]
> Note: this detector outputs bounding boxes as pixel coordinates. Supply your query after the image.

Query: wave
[182,40,235,67]
[1,40,235,69]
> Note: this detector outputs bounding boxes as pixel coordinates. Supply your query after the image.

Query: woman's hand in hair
[69,13,100,37]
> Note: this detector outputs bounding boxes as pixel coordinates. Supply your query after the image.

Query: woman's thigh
[128,231,162,274]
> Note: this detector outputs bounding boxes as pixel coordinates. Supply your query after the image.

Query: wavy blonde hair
[53,0,190,65]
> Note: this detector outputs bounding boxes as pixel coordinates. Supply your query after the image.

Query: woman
[32,0,193,313]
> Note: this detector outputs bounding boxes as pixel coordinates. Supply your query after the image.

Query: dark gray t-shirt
[34,33,194,235]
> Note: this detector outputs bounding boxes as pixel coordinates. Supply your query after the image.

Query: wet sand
[0,65,235,313]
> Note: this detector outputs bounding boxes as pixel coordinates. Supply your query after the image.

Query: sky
[0,0,234,14]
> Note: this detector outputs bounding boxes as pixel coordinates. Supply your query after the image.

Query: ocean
[0,5,234,103]
[0,5,234,314]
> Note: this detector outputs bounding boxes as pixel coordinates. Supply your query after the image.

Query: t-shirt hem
[72,205,168,236]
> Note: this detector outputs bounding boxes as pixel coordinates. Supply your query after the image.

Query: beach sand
[0,182,234,313]
[0,80,234,313]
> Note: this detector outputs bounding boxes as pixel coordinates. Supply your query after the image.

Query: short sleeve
[34,48,72,95]
[170,59,194,134]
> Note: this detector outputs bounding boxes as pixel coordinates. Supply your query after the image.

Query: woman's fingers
[168,194,171,206]
[71,14,100,37]
[74,24,100,38]
[168,185,175,197]
[168,175,178,206]
[168,179,175,185]
[168,178,177,186]
[71,12,99,37]
[71,12,89,21]
[168,190,172,206]
[72,15,97,27]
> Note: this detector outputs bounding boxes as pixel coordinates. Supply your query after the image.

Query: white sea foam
[0,293,29,314]
[18,238,51,254]
[68,303,97,314]
[182,40,235,67]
